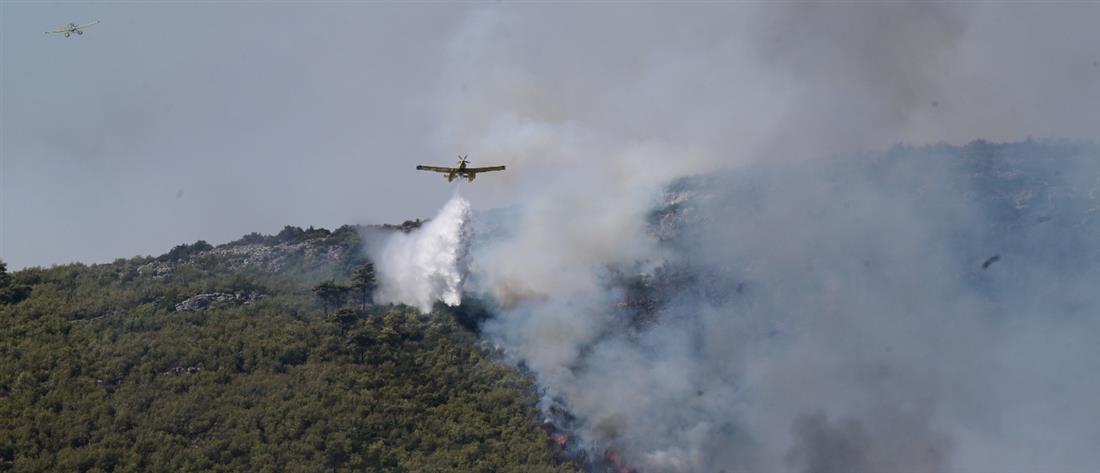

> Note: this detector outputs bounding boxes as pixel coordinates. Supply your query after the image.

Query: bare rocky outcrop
[136,260,174,279]
[140,226,372,281]
[205,241,347,273]
[174,292,264,312]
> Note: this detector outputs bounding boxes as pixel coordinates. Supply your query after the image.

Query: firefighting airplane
[45,21,99,38]
[416,155,505,182]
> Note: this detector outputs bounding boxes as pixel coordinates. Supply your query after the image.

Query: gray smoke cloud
[428,3,1100,472]
[786,409,952,473]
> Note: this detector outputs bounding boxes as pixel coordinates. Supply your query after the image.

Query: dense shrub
[0,254,573,472]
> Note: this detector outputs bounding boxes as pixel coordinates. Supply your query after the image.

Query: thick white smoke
[423,3,1100,472]
[374,194,471,313]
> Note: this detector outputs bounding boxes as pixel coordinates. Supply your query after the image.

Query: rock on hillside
[136,224,392,280]
[174,291,265,312]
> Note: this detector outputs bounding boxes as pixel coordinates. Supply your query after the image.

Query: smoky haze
[5,2,1100,471]
[423,3,1100,473]
[3,3,1097,268]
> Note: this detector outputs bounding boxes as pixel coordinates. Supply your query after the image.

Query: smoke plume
[421,3,1100,472]
[374,194,471,313]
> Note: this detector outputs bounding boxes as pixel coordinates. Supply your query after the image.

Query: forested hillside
[0,225,573,472]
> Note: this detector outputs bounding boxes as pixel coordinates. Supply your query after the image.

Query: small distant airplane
[46,21,99,38]
[416,155,505,182]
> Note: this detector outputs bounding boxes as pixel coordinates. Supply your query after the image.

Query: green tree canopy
[350,263,378,309]
[0,251,575,472]
[313,279,349,316]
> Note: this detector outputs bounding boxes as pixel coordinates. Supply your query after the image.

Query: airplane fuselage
[46,21,97,38]
[447,160,469,181]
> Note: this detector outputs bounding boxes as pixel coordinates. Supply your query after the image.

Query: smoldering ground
[376,2,1100,471]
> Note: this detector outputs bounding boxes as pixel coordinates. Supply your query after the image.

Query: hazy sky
[4,3,1100,470]
[2,2,1098,269]
[2,2,465,268]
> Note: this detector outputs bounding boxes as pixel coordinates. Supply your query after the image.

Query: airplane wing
[465,166,506,173]
[77,21,100,29]
[45,27,69,34]
[416,165,457,173]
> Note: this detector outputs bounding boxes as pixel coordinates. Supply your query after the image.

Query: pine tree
[312,280,348,316]
[350,263,378,309]
[0,259,10,288]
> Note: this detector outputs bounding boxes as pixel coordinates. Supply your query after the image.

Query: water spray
[375,192,472,312]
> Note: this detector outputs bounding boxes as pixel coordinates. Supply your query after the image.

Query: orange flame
[604,449,638,473]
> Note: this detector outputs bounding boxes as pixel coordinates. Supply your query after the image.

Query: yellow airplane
[416,155,505,182]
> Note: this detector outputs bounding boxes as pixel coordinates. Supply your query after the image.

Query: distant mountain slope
[0,224,574,472]
[537,139,1100,472]
[4,140,1096,473]
[643,139,1100,315]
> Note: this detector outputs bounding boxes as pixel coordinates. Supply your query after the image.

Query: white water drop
[376,195,471,312]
